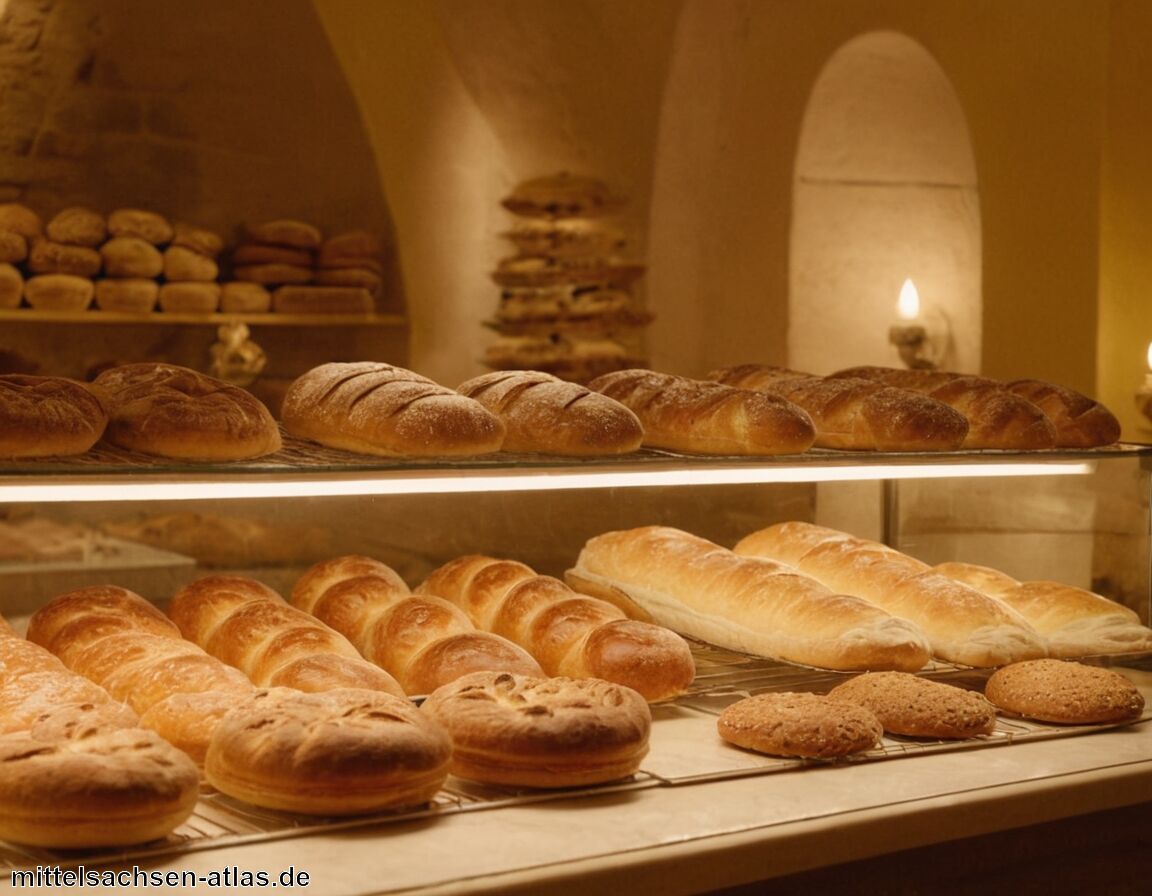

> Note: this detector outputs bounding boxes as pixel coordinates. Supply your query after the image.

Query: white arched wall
[790,31,981,375]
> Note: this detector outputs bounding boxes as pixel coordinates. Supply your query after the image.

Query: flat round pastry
[828,671,996,739]
[95,278,159,313]
[205,687,451,815]
[501,172,624,219]
[0,728,199,848]
[421,671,652,788]
[0,374,107,457]
[717,692,883,758]
[108,208,174,245]
[92,361,281,460]
[46,206,106,247]
[984,658,1145,724]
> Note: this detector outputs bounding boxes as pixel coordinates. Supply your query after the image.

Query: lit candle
[1136,342,1152,422]
[897,278,921,322]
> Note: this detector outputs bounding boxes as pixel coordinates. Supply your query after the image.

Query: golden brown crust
[421,671,651,787]
[0,374,107,457]
[984,659,1145,723]
[501,173,625,219]
[158,281,221,312]
[46,206,106,247]
[101,236,164,278]
[717,692,883,758]
[245,218,323,250]
[163,245,220,282]
[0,230,28,264]
[24,272,95,310]
[93,362,281,460]
[0,202,43,239]
[828,672,997,738]
[282,361,505,457]
[95,278,159,312]
[171,221,224,257]
[1005,379,1121,448]
[107,208,174,245]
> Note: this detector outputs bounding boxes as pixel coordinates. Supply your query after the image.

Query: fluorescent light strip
[0,460,1096,502]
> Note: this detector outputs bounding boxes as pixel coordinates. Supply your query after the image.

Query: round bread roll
[159,281,221,313]
[0,202,43,239]
[95,278,159,313]
[246,218,323,250]
[27,238,102,277]
[92,361,282,460]
[421,671,652,788]
[163,245,220,282]
[232,243,314,267]
[220,281,272,313]
[828,672,997,739]
[0,375,107,458]
[0,728,199,848]
[717,692,884,758]
[317,230,384,269]
[0,229,28,264]
[108,208,174,245]
[313,266,382,294]
[985,658,1145,724]
[101,236,164,279]
[46,206,106,247]
[502,172,624,219]
[0,262,23,308]
[233,262,313,286]
[24,273,95,311]
[205,687,452,814]
[172,221,224,258]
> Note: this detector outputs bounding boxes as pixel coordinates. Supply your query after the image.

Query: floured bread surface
[421,671,651,788]
[828,672,996,739]
[717,692,883,758]
[985,659,1145,724]
[0,374,108,458]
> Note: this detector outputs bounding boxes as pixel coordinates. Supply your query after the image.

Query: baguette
[587,368,815,455]
[281,361,505,457]
[734,522,1048,667]
[1004,379,1121,448]
[291,555,545,694]
[830,365,1057,449]
[566,525,931,672]
[168,574,406,696]
[457,370,643,455]
[417,554,697,701]
[934,561,1152,657]
[708,364,968,451]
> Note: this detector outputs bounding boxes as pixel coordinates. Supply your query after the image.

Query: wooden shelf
[0,309,407,327]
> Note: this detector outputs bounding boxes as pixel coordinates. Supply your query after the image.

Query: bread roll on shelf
[734,521,1048,667]
[587,368,816,455]
[708,364,969,451]
[934,561,1152,657]
[567,525,931,672]
[0,374,108,457]
[418,553,697,701]
[168,574,405,696]
[291,555,544,695]
[1004,379,1122,448]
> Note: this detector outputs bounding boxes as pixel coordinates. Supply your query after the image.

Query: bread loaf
[830,365,1058,449]
[24,272,95,310]
[418,554,697,701]
[457,369,644,455]
[291,555,544,695]
[108,208,174,245]
[587,368,815,455]
[708,364,969,451]
[717,692,883,758]
[92,361,281,460]
[281,361,505,457]
[95,278,159,313]
[567,525,931,672]
[934,560,1152,657]
[168,574,405,696]
[985,659,1145,723]
[734,521,1047,667]
[0,374,108,457]
[1004,379,1121,448]
[46,206,106,247]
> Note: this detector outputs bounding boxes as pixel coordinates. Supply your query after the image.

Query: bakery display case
[1,442,1150,894]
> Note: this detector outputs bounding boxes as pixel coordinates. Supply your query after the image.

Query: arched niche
[790,31,981,374]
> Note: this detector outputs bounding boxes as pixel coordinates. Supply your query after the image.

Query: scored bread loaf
[1003,379,1121,448]
[281,361,506,457]
[0,374,108,458]
[708,364,969,452]
[168,574,405,696]
[92,362,281,461]
[417,554,697,701]
[456,369,643,455]
[734,522,1047,667]
[934,560,1152,657]
[566,525,931,672]
[291,555,544,695]
[587,368,815,455]
[830,365,1058,449]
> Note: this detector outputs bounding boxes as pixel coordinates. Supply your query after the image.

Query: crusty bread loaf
[292,555,544,695]
[587,368,815,455]
[95,278,159,313]
[419,553,697,701]
[92,361,281,460]
[46,206,106,247]
[245,218,323,250]
[158,281,221,313]
[168,574,405,696]
[163,245,220,282]
[107,208,174,245]
[0,231,27,265]
[934,561,1152,657]
[281,361,505,457]
[709,364,969,451]
[0,374,107,457]
[24,272,95,310]
[502,172,624,219]
[830,365,1058,449]
[734,522,1047,667]
[0,202,43,239]
[566,526,931,672]
[27,238,102,277]
[100,236,164,279]
[457,369,643,455]
[1004,379,1121,448]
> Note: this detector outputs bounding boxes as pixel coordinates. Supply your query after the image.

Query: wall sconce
[888,278,950,370]
[1135,341,1152,429]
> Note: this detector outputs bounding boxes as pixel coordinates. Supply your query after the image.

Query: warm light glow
[1145,341,1152,372]
[897,279,921,321]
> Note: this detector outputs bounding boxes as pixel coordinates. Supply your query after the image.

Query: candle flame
[897,279,920,321]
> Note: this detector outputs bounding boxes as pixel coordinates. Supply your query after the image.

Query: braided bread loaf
[416,554,696,702]
[291,555,544,695]
[168,574,404,696]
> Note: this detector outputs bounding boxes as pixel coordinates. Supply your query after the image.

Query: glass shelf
[0,309,406,327]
